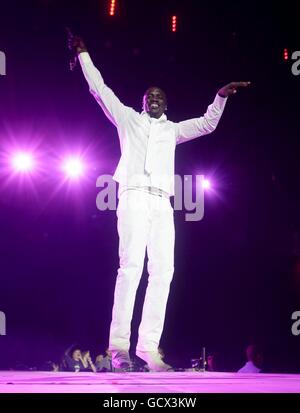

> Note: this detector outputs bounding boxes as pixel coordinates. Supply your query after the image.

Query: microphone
[65,27,77,71]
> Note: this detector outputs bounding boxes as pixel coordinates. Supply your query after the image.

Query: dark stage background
[0,0,299,372]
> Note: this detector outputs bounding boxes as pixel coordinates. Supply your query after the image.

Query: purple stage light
[63,157,84,179]
[11,152,34,172]
[202,179,211,190]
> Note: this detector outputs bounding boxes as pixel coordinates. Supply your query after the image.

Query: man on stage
[69,35,250,371]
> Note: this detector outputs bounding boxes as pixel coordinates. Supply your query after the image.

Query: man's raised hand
[66,28,87,55]
[218,81,251,98]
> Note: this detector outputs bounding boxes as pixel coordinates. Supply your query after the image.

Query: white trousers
[109,189,175,352]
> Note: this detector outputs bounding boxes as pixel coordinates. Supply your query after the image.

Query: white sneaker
[136,350,173,372]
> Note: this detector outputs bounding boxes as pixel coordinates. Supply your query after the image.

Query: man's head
[143,87,167,119]
[246,344,263,368]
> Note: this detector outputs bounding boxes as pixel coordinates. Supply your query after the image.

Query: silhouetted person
[81,350,97,372]
[61,347,85,372]
[95,349,112,372]
[206,353,218,372]
[238,344,263,373]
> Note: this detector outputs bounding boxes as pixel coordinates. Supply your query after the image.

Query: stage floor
[0,371,300,393]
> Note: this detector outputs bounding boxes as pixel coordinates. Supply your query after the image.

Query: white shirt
[79,52,228,196]
[237,361,262,373]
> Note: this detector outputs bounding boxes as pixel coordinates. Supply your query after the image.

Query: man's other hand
[218,81,251,97]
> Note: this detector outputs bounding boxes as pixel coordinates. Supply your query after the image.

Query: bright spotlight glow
[11,152,34,172]
[109,0,116,16]
[202,179,211,189]
[63,157,84,179]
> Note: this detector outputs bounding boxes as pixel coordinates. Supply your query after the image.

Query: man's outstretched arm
[176,81,251,144]
[69,35,132,127]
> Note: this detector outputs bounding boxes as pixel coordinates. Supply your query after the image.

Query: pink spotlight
[202,179,211,190]
[12,152,34,172]
[63,157,84,179]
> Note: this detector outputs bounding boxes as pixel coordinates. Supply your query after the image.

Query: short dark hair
[246,344,262,361]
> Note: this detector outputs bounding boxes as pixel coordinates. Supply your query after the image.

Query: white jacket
[79,52,227,195]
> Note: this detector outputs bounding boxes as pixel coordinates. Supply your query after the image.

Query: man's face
[143,87,167,119]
